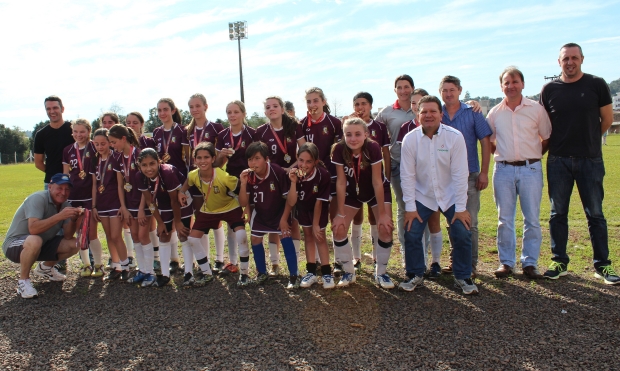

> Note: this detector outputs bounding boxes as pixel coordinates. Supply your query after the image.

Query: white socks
[236,229,249,275]
[149,230,160,261]
[293,239,300,260]
[430,231,443,264]
[181,240,194,274]
[142,243,154,274]
[79,249,90,266]
[214,226,226,263]
[334,238,354,274]
[227,226,237,264]
[201,234,210,262]
[375,240,392,275]
[124,228,134,258]
[133,243,144,273]
[351,224,362,260]
[89,238,103,265]
[159,242,171,277]
[269,242,279,265]
[188,236,212,275]
[170,233,179,261]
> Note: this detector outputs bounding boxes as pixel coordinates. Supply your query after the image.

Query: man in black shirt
[539,43,618,284]
[34,96,75,189]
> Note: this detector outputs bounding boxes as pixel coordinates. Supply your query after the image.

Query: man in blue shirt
[439,76,492,277]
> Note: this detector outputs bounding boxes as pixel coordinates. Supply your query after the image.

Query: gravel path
[0,259,619,371]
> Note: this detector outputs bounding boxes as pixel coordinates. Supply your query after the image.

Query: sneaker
[287,276,301,289]
[34,263,66,281]
[354,260,362,274]
[269,264,280,277]
[91,264,105,278]
[441,263,453,274]
[128,271,148,284]
[237,274,250,287]
[427,262,441,279]
[322,274,336,289]
[543,261,568,280]
[212,261,225,274]
[255,273,269,285]
[169,261,181,275]
[333,263,343,277]
[128,257,136,268]
[375,273,395,289]
[300,273,318,288]
[80,264,93,278]
[182,272,195,286]
[195,272,214,285]
[220,263,239,276]
[399,275,424,292]
[141,274,156,287]
[152,275,170,287]
[153,260,162,272]
[54,261,67,272]
[337,272,356,287]
[120,270,131,281]
[454,278,479,295]
[105,269,122,281]
[17,280,38,299]
[594,265,620,285]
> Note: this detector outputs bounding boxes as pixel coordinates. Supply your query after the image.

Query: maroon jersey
[136,163,182,212]
[331,140,389,202]
[188,121,222,169]
[295,166,331,213]
[300,113,342,177]
[246,163,290,225]
[113,147,142,210]
[396,119,419,144]
[216,125,256,178]
[253,124,304,168]
[367,119,390,147]
[139,135,156,150]
[212,122,225,133]
[152,123,189,180]
[90,151,122,212]
[63,142,96,202]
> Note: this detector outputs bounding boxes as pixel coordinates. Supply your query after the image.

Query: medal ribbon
[306,111,325,129]
[351,154,362,192]
[162,125,174,154]
[228,128,244,151]
[150,175,161,205]
[74,143,85,172]
[199,168,215,208]
[268,124,289,157]
[193,125,207,149]
[97,154,110,190]
[123,146,134,183]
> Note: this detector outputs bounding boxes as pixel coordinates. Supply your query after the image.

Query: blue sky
[1,0,619,131]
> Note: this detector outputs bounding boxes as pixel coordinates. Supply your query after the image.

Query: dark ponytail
[109,124,140,147]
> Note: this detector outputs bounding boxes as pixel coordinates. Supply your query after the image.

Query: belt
[499,159,540,166]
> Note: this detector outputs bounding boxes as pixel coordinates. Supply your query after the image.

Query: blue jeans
[404,202,472,279]
[493,161,543,268]
[547,155,609,267]
[391,161,406,247]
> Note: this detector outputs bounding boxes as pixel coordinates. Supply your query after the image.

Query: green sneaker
[255,273,268,285]
[543,262,568,280]
[194,272,214,286]
[594,265,620,285]
[80,264,93,278]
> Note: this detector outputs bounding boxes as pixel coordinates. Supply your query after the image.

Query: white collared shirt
[400,123,469,213]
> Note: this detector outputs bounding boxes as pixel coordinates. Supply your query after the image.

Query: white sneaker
[34,263,66,281]
[322,274,335,289]
[17,280,38,299]
[375,273,395,289]
[399,275,424,292]
[300,273,317,288]
[454,278,479,295]
[337,272,356,288]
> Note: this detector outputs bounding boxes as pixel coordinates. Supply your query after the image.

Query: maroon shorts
[129,207,152,218]
[344,187,392,209]
[4,235,63,264]
[159,204,194,224]
[330,178,337,196]
[250,211,292,238]
[193,207,245,233]
[69,199,93,209]
[296,204,329,229]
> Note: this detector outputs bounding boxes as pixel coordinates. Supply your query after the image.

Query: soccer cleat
[105,269,122,281]
[543,261,568,280]
[399,275,424,292]
[54,260,67,272]
[128,257,136,268]
[300,273,318,288]
[333,263,343,277]
[106,258,113,271]
[212,261,224,274]
[427,262,442,279]
[255,273,269,285]
[182,272,195,286]
[195,272,214,285]
[337,272,356,288]
[220,263,239,276]
[354,260,362,274]
[237,274,250,287]
[17,281,38,299]
[594,265,620,285]
[80,264,93,278]
[120,270,131,281]
[91,264,105,278]
[128,271,148,284]
[322,274,336,289]
[152,275,170,287]
[454,278,479,295]
[287,276,301,289]
[153,260,161,272]
[141,274,156,287]
[34,263,66,281]
[375,273,395,289]
[269,264,280,277]
[169,261,181,275]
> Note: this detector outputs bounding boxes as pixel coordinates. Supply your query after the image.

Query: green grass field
[1,136,619,277]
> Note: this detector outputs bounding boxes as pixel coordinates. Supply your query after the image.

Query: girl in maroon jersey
[90,129,129,281]
[137,149,194,287]
[186,93,227,275]
[256,96,306,275]
[288,143,335,289]
[331,118,394,289]
[62,118,104,278]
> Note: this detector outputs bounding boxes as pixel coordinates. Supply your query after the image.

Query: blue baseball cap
[49,173,73,187]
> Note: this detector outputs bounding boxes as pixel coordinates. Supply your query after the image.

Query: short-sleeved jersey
[295,166,331,213]
[188,121,223,168]
[136,164,182,212]
[300,113,342,177]
[188,167,240,214]
[90,151,121,211]
[63,142,96,202]
[152,123,189,179]
[34,121,75,183]
[139,135,157,150]
[396,119,419,144]
[367,119,390,148]
[331,140,388,202]
[246,163,290,221]
[216,125,256,178]
[253,124,305,168]
[113,147,142,210]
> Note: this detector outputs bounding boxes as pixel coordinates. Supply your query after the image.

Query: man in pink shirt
[487,66,551,279]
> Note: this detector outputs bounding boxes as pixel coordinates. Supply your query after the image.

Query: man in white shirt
[399,96,478,295]
[487,66,551,279]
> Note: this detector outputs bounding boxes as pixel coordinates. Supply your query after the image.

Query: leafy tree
[0,125,30,163]
[91,117,101,132]
[215,118,229,128]
[30,120,49,150]
[464,91,471,100]
[246,112,266,129]
[609,78,620,95]
[144,107,191,133]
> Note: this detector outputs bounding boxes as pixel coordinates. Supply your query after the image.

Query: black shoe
[212,261,225,274]
[169,261,180,275]
[594,265,620,285]
[120,270,131,281]
[105,269,122,281]
[543,262,568,280]
[54,261,67,272]
[353,260,362,273]
[152,275,170,287]
[427,262,441,279]
[333,263,343,277]
[182,272,195,286]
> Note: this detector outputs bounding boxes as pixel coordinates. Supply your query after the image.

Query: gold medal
[79,170,86,179]
[149,203,156,213]
[124,183,132,192]
[98,184,105,193]
[284,154,291,163]
[356,185,360,195]
[162,153,171,163]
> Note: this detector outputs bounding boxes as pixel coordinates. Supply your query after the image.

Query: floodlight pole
[229,21,248,103]
[238,36,245,103]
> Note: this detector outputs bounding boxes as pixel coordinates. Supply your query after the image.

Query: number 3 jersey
[246,163,291,227]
